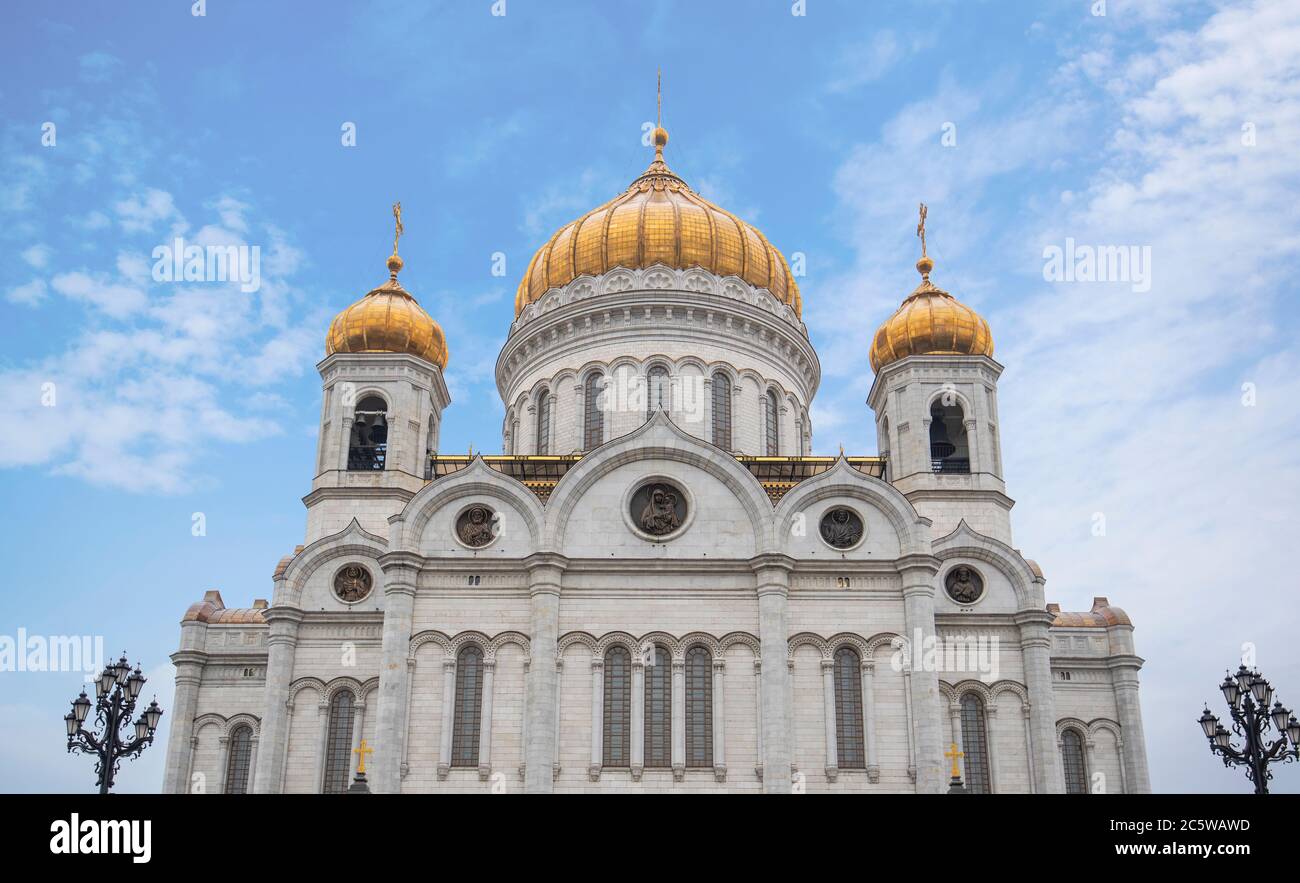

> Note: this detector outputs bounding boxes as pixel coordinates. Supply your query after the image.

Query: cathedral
[162,120,1151,795]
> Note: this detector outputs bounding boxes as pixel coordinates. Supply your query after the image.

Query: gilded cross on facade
[392,202,404,257]
[354,738,374,774]
[944,741,964,778]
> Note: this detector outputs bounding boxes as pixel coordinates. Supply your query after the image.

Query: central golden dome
[516,126,801,317]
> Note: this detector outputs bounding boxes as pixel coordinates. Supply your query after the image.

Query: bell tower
[306,204,451,542]
[866,205,1012,543]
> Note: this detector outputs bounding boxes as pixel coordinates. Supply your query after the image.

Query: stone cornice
[302,485,419,509]
[261,606,305,625]
[523,551,571,572]
[1105,654,1146,671]
[901,488,1016,510]
[748,552,796,574]
[317,351,451,408]
[170,649,209,667]
[1013,608,1057,629]
[866,353,1003,411]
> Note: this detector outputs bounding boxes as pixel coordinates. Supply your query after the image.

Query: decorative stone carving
[457,506,497,548]
[819,507,864,549]
[632,483,686,537]
[333,565,373,603]
[945,565,985,604]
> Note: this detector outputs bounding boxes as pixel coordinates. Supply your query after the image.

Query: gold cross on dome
[944,741,964,778]
[657,68,663,128]
[354,739,374,774]
[392,202,404,257]
[917,202,929,258]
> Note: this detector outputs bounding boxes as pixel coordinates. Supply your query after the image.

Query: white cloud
[114,188,183,234]
[50,271,147,319]
[21,244,51,269]
[78,51,122,84]
[6,279,47,306]
[0,190,310,493]
[826,29,935,93]
[212,195,250,233]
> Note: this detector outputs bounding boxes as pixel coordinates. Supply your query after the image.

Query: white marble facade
[163,259,1151,796]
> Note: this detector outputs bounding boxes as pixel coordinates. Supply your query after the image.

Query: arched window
[929,398,970,474]
[224,724,254,794]
[347,395,388,471]
[684,646,713,768]
[646,365,670,418]
[644,645,671,768]
[451,646,484,768]
[711,372,732,449]
[1062,729,1088,794]
[764,389,780,455]
[959,693,992,793]
[535,390,552,455]
[833,647,865,769]
[583,373,605,450]
[603,646,631,767]
[322,692,354,793]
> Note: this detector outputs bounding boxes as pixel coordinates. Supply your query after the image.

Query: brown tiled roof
[182,592,268,625]
[273,545,304,580]
[1048,596,1132,628]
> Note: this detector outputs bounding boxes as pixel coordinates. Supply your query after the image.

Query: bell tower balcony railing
[930,442,970,474]
[347,443,387,471]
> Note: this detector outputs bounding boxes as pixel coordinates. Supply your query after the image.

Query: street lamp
[66,653,164,794]
[1199,665,1298,794]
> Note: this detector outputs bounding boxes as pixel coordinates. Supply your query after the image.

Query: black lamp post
[66,653,164,794]
[1199,664,1299,794]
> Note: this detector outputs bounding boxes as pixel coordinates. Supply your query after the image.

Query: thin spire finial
[657,68,662,128]
[917,202,928,259]
[392,201,404,257]
[387,201,405,279]
[915,202,934,281]
[651,70,669,160]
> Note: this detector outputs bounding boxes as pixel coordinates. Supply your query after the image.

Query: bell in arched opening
[929,399,970,474]
[348,395,389,471]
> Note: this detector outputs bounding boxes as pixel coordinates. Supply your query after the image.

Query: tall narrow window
[584,373,605,450]
[348,395,388,471]
[535,390,552,455]
[322,692,354,794]
[833,647,866,769]
[1062,729,1088,794]
[959,693,992,793]
[711,372,732,449]
[644,645,671,767]
[647,365,670,419]
[684,646,713,767]
[764,390,780,455]
[603,646,631,767]
[451,646,484,767]
[224,724,254,794]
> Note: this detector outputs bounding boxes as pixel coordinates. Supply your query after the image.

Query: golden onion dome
[869,207,993,373]
[515,125,801,318]
[326,251,449,369]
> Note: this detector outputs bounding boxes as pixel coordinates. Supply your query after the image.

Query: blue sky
[2,0,1298,792]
